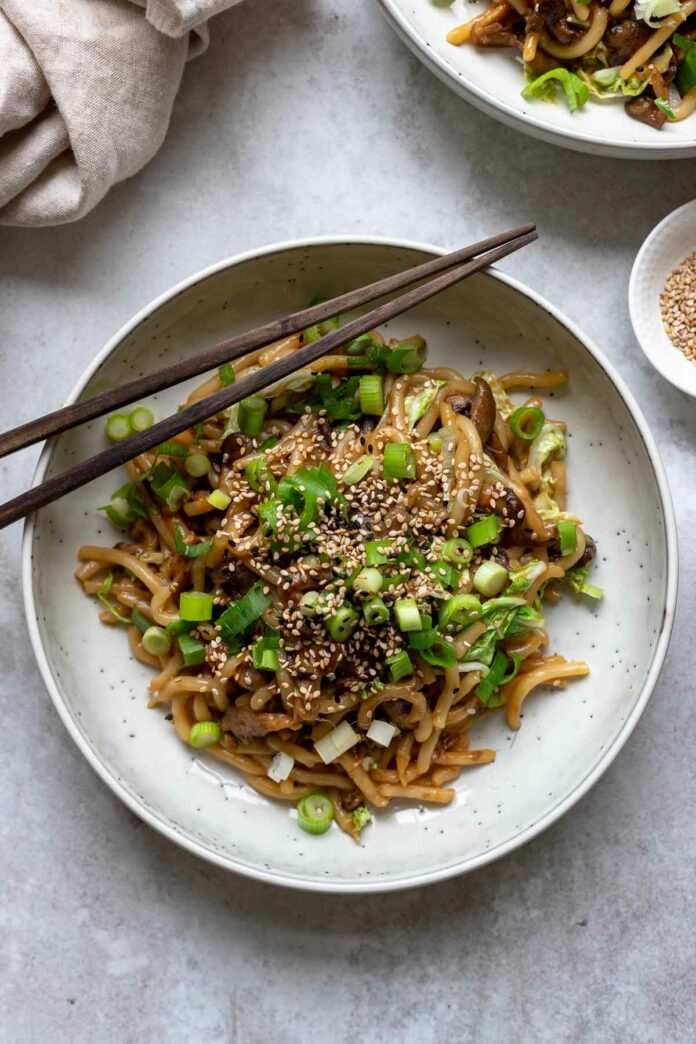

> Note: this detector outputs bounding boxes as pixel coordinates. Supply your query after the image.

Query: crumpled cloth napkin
[0,0,241,226]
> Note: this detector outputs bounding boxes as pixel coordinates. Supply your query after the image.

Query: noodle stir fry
[446,0,696,129]
[77,317,602,842]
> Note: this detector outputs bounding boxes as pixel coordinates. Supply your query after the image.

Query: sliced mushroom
[469,377,496,445]
[480,483,525,525]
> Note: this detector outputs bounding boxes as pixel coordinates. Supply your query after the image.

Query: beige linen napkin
[0,0,241,227]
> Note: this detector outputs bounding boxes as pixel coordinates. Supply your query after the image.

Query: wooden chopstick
[0,225,534,459]
[0,228,537,529]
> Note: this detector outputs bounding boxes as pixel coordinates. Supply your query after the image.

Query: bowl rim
[628,199,696,399]
[375,0,696,158]
[22,235,679,893]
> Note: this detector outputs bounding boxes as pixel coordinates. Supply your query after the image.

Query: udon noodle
[446,0,696,130]
[77,318,601,841]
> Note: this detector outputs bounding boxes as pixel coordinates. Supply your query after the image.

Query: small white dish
[375,0,696,159]
[23,237,678,893]
[629,200,696,399]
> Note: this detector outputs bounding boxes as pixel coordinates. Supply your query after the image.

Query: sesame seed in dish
[660,252,696,364]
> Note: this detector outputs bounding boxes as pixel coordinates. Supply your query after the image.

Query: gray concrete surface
[1,1,695,1042]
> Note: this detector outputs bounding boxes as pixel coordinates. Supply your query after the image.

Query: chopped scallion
[218,363,235,387]
[473,561,509,597]
[173,524,213,559]
[365,540,389,566]
[353,567,383,595]
[296,792,335,833]
[185,452,210,477]
[141,626,171,657]
[207,489,231,511]
[386,650,414,682]
[466,515,500,549]
[557,521,577,556]
[189,721,222,748]
[238,395,267,437]
[178,632,206,667]
[359,374,384,416]
[441,538,473,566]
[179,590,214,622]
[362,595,389,626]
[509,406,545,441]
[326,605,358,642]
[217,581,271,640]
[383,442,416,481]
[394,597,421,633]
[129,405,155,433]
[341,455,374,486]
[105,414,131,442]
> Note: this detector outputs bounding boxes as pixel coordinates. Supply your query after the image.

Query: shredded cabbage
[528,421,566,478]
[635,0,680,26]
[507,560,547,595]
[474,371,515,419]
[581,66,648,99]
[405,380,446,428]
[522,66,590,112]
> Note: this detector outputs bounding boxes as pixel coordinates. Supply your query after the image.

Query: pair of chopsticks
[0,225,537,529]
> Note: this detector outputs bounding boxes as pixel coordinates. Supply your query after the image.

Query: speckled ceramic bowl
[375,0,696,159]
[23,237,677,893]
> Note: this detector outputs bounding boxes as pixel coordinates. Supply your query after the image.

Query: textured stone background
[1,2,694,1042]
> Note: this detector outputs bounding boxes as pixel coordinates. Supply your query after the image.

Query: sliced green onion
[99,495,134,530]
[346,333,376,356]
[178,632,206,667]
[207,489,231,511]
[509,406,545,441]
[129,406,155,433]
[303,298,340,344]
[398,546,426,570]
[105,413,131,442]
[365,540,389,566]
[157,441,188,458]
[341,455,374,486]
[439,594,483,631]
[314,722,359,764]
[420,638,457,669]
[252,634,281,672]
[296,792,335,834]
[359,374,384,416]
[427,431,444,454]
[267,751,294,782]
[473,561,509,597]
[441,538,473,566]
[408,626,438,651]
[246,457,277,494]
[362,595,389,626]
[95,572,130,623]
[557,521,577,556]
[130,607,151,633]
[578,581,603,600]
[141,626,171,657]
[276,462,343,529]
[476,650,520,707]
[149,462,190,510]
[428,559,459,589]
[386,650,414,682]
[353,567,383,595]
[165,618,196,635]
[179,590,214,622]
[185,452,210,477]
[394,597,421,633]
[189,721,222,748]
[173,524,213,559]
[299,590,326,618]
[654,98,676,120]
[379,573,409,590]
[466,515,500,549]
[218,363,235,387]
[217,581,272,640]
[384,344,425,375]
[383,442,416,482]
[238,395,267,437]
[326,605,358,641]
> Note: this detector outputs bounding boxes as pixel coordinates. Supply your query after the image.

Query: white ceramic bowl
[376,0,696,159]
[23,237,677,893]
[629,200,696,398]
